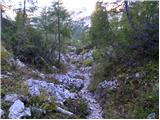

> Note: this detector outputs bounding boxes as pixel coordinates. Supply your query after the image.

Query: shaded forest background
[1,0,159,118]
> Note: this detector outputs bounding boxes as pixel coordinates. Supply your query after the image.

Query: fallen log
[56,106,74,116]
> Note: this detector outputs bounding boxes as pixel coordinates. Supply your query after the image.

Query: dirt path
[79,72,103,119]
[66,47,103,119]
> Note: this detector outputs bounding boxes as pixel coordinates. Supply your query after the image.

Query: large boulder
[25,79,76,104]
[9,99,31,119]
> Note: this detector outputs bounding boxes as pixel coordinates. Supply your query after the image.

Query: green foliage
[1,46,13,72]
[88,60,112,92]
[26,90,51,106]
[25,92,60,119]
[91,57,159,118]
[82,60,93,66]
[64,98,88,118]
[89,1,159,118]
[40,102,56,112]
[1,100,10,118]
[1,77,29,96]
[89,1,113,48]
[92,49,103,60]
[141,62,159,81]
[2,0,72,72]
[1,0,159,119]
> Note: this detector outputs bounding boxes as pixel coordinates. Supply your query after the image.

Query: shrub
[64,98,89,118]
[92,49,102,60]
[83,60,93,66]
[1,46,13,72]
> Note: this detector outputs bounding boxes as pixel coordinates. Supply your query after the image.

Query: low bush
[83,60,93,66]
[64,98,89,118]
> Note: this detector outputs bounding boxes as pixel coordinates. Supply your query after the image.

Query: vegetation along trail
[1,0,158,119]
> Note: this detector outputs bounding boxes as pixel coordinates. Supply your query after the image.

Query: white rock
[5,94,19,103]
[54,74,83,89]
[0,109,5,117]
[147,112,156,119]
[25,79,76,104]
[16,59,26,68]
[8,58,16,67]
[0,74,9,79]
[52,66,57,70]
[82,50,93,61]
[106,46,113,56]
[39,73,45,79]
[29,86,40,96]
[98,80,118,90]
[6,72,13,76]
[9,99,31,119]
[67,70,83,79]
[67,46,76,51]
[46,84,75,103]
[80,66,92,73]
[135,73,140,78]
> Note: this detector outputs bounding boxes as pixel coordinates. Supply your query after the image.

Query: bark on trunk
[57,0,61,64]
[19,0,26,49]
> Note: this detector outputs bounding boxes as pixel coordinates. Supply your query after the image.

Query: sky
[39,0,97,17]
[38,0,118,18]
[2,0,121,21]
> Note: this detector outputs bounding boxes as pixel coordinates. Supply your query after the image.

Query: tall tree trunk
[44,6,48,42]
[57,0,61,64]
[0,9,3,31]
[124,0,139,40]
[0,6,5,32]
[19,0,26,49]
[124,1,132,25]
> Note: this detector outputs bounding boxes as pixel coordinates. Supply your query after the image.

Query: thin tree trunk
[44,6,48,42]
[0,9,3,31]
[57,0,61,64]
[124,1,132,25]
[124,0,139,40]
[19,0,26,49]
[1,6,5,32]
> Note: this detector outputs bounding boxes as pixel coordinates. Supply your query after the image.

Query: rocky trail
[1,46,104,119]
[52,46,103,118]
[65,46,103,119]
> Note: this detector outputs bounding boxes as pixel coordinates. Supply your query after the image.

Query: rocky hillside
[1,45,105,119]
